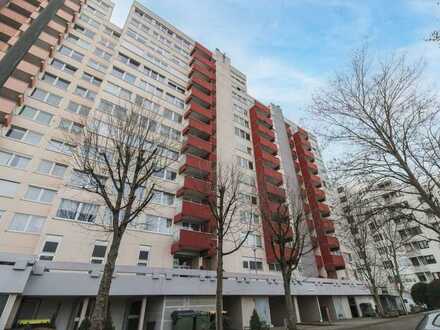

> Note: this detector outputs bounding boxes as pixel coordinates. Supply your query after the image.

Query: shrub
[427,279,440,308]
[78,319,91,330]
[411,282,429,305]
[250,309,263,330]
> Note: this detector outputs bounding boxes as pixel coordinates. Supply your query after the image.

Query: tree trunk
[282,272,297,330]
[90,231,123,330]
[371,286,384,317]
[216,236,223,330]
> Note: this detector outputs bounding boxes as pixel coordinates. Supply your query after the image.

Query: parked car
[415,311,440,330]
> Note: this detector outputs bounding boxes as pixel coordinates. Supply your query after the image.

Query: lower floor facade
[0,253,378,330]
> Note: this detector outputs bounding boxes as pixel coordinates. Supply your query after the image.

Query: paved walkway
[297,313,424,330]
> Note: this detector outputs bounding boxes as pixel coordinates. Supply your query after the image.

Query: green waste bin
[171,310,211,330]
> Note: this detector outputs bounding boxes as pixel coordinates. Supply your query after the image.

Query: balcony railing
[174,200,212,224]
[176,176,211,197]
[171,229,217,255]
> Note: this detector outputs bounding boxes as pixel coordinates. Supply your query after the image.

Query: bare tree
[336,188,386,316]
[310,49,440,237]
[69,100,176,330]
[206,163,254,330]
[263,189,311,330]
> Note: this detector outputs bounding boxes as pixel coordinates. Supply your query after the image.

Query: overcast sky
[110,0,440,155]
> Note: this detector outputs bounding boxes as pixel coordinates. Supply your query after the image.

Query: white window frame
[66,101,90,117]
[23,185,57,204]
[91,240,108,264]
[37,159,68,177]
[17,105,53,126]
[0,179,19,197]
[74,85,97,100]
[41,72,70,90]
[5,125,43,145]
[58,118,84,134]
[8,213,46,233]
[31,88,62,106]
[47,139,75,155]
[39,235,62,261]
[0,150,31,169]
[137,245,150,266]
[56,198,99,223]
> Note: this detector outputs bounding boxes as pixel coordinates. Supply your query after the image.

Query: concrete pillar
[78,297,89,325]
[293,296,301,323]
[138,297,147,330]
[0,294,21,329]
[315,296,323,322]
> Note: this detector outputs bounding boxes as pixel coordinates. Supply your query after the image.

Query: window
[165,93,184,109]
[414,240,430,249]
[383,260,393,269]
[240,193,258,205]
[168,80,185,94]
[39,235,62,261]
[134,95,161,112]
[94,47,112,61]
[91,241,107,264]
[56,199,99,222]
[24,186,56,203]
[138,80,163,96]
[410,257,420,266]
[117,52,140,69]
[237,156,253,170]
[74,86,97,100]
[81,72,103,86]
[234,127,250,140]
[163,108,182,123]
[152,190,175,206]
[37,160,67,177]
[105,82,132,100]
[137,245,150,266]
[87,58,108,73]
[59,45,84,62]
[97,99,127,118]
[41,73,70,90]
[73,24,95,39]
[153,168,177,181]
[242,232,262,248]
[240,211,259,224]
[66,101,90,117]
[58,118,84,134]
[8,213,45,233]
[269,263,281,272]
[131,214,172,234]
[0,179,19,197]
[5,126,43,145]
[70,170,106,189]
[242,257,263,271]
[233,114,249,128]
[66,33,91,49]
[17,106,53,126]
[0,150,31,169]
[420,255,437,265]
[239,174,256,187]
[98,36,115,49]
[31,88,62,106]
[142,66,165,83]
[51,58,77,75]
[416,272,428,282]
[47,139,75,155]
[112,67,136,84]
[373,233,383,242]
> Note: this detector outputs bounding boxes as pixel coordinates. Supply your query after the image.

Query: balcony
[261,151,280,169]
[190,63,215,81]
[174,201,212,224]
[332,255,346,270]
[318,202,331,217]
[307,162,318,174]
[268,202,289,217]
[0,7,28,26]
[258,136,277,155]
[188,75,213,92]
[310,175,322,188]
[183,118,213,139]
[187,85,212,106]
[255,112,273,129]
[266,183,286,202]
[176,176,211,197]
[257,124,275,142]
[171,229,217,256]
[303,149,315,161]
[190,52,215,71]
[191,42,213,57]
[263,167,283,186]
[319,219,335,233]
[185,100,213,122]
[179,154,211,177]
[254,101,270,117]
[182,135,212,157]
[298,127,308,139]
[314,188,325,202]
[320,235,340,250]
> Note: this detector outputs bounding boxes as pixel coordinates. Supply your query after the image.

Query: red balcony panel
[266,183,286,201]
[254,101,270,117]
[258,136,277,155]
[320,219,335,233]
[185,100,213,121]
[268,202,288,216]
[174,201,212,224]
[171,229,217,254]
[320,235,340,249]
[189,75,213,92]
[297,175,304,186]
[3,76,28,95]
[286,126,294,137]
[190,54,215,71]
[310,236,318,248]
[298,127,308,139]
[187,86,212,105]
[39,31,58,47]
[47,20,66,34]
[0,22,18,38]
[257,124,275,142]
[28,45,50,61]
[294,160,300,173]
[64,0,81,13]
[314,188,325,202]
[16,61,40,77]
[307,219,315,231]
[180,154,211,174]
[1,7,29,25]
[190,63,215,81]
[308,162,318,174]
[183,118,213,137]
[303,149,314,161]
[191,42,213,58]
[177,176,211,197]
[56,7,74,22]
[261,151,280,169]
[315,255,324,269]
[318,202,331,216]
[255,112,273,128]
[182,135,212,156]
[310,175,322,188]
[332,255,346,270]
[263,167,283,186]
[12,0,38,14]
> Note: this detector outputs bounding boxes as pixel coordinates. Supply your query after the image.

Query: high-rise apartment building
[0,1,373,329]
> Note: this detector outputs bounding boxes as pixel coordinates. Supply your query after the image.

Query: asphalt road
[298,313,425,330]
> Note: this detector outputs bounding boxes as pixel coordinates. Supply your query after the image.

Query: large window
[66,101,90,117]
[41,73,70,90]
[81,72,102,86]
[58,118,84,134]
[131,214,172,234]
[47,139,75,155]
[51,58,77,75]
[105,82,132,100]
[24,186,57,204]
[0,179,19,197]
[153,168,177,181]
[112,66,136,84]
[31,88,62,106]
[17,106,53,126]
[241,232,262,248]
[56,199,99,222]
[5,126,43,145]
[0,150,31,169]
[152,190,175,206]
[59,45,84,62]
[242,257,263,271]
[37,160,67,177]
[8,213,45,233]
[74,86,97,101]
